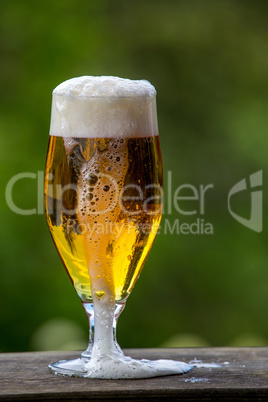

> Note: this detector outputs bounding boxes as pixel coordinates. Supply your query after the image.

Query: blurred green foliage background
[1,0,268,352]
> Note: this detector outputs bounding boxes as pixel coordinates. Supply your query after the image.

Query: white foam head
[49,76,158,138]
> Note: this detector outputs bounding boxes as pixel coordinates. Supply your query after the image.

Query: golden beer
[44,135,163,303]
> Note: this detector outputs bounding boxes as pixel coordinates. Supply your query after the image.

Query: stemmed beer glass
[44,76,192,378]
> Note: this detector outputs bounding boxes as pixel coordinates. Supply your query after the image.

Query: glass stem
[81,301,125,359]
[81,303,94,359]
[113,303,126,355]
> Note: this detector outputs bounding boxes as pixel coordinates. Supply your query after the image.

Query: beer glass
[44,76,192,378]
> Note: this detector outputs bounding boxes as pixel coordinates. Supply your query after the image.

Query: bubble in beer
[86,193,93,201]
[87,173,98,186]
[103,185,110,192]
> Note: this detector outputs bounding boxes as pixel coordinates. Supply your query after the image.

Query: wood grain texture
[0,348,267,401]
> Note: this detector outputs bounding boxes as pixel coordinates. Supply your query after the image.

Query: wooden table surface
[0,347,267,401]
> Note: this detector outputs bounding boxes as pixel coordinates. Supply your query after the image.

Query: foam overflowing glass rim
[52,75,156,98]
[50,76,158,139]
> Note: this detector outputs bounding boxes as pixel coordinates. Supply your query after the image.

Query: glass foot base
[49,357,90,377]
[49,355,193,379]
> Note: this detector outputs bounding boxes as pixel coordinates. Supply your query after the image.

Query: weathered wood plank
[0,348,267,401]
